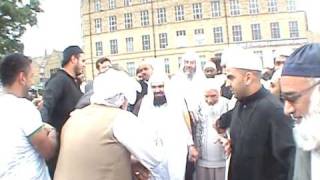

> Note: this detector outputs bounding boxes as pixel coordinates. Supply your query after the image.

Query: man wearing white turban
[54,69,168,180]
[194,79,230,180]
[138,72,195,180]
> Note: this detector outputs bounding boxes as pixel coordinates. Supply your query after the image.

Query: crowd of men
[0,43,319,180]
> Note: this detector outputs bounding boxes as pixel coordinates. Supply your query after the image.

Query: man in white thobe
[138,73,196,180]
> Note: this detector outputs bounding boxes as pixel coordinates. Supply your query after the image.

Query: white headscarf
[90,69,141,107]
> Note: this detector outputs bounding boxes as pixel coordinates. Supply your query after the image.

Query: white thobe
[139,102,192,180]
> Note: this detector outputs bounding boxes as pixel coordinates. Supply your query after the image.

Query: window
[109,16,117,32]
[141,0,149,4]
[124,0,132,6]
[213,27,223,43]
[178,57,182,68]
[232,25,242,42]
[287,0,296,11]
[230,0,240,16]
[211,0,221,17]
[94,0,101,12]
[142,35,150,51]
[164,58,170,74]
[126,37,134,52]
[126,62,136,76]
[194,28,205,45]
[110,39,118,54]
[157,8,167,24]
[94,18,102,33]
[289,21,299,38]
[270,22,280,39]
[251,23,262,40]
[176,30,187,47]
[108,0,116,9]
[175,5,184,21]
[140,10,149,26]
[199,55,206,69]
[253,50,263,61]
[194,28,204,35]
[268,0,278,12]
[95,41,103,56]
[249,0,259,14]
[124,13,133,29]
[159,33,168,49]
[176,30,186,36]
[192,3,203,20]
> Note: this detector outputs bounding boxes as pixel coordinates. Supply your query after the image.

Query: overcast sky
[22,0,320,57]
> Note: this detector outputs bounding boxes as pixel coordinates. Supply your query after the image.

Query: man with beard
[194,79,229,180]
[216,47,295,180]
[0,54,57,179]
[280,43,320,180]
[138,72,195,180]
[40,45,85,177]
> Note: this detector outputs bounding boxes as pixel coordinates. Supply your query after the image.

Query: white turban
[222,47,262,71]
[182,51,199,62]
[90,69,141,107]
[203,61,217,70]
[200,78,221,94]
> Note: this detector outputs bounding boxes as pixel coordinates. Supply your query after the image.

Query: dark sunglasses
[280,80,320,103]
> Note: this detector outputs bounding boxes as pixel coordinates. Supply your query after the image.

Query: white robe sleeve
[112,111,169,179]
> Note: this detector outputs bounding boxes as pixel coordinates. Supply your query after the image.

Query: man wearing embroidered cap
[280,43,320,180]
[216,47,295,180]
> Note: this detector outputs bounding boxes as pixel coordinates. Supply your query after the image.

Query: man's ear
[18,71,27,86]
[244,72,253,86]
[70,55,78,65]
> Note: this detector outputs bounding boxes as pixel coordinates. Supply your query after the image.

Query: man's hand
[188,145,199,162]
[131,157,150,180]
[213,119,227,134]
[218,137,232,158]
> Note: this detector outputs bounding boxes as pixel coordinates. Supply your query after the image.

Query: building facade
[32,50,62,88]
[81,0,308,78]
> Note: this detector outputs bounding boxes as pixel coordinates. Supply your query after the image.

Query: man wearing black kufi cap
[40,45,85,177]
[280,43,320,180]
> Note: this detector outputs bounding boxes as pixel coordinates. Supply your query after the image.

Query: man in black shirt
[216,47,295,180]
[40,45,85,177]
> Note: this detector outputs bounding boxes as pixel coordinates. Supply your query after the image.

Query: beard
[153,95,167,107]
[293,88,320,151]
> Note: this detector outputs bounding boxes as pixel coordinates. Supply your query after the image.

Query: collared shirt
[226,87,295,180]
[40,69,83,133]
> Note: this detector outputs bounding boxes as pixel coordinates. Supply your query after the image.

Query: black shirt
[40,69,83,133]
[221,87,295,180]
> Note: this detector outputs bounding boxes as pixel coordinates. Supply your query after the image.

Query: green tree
[0,0,42,57]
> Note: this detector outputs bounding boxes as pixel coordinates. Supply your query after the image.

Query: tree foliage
[0,0,42,57]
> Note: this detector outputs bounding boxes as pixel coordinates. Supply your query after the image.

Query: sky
[22,0,320,57]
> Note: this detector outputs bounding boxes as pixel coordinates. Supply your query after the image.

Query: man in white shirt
[138,72,197,180]
[0,53,57,179]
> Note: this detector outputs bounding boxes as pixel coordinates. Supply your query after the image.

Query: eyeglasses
[280,80,320,103]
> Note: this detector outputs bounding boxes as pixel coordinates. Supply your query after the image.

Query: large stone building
[81,0,308,78]
[32,50,62,88]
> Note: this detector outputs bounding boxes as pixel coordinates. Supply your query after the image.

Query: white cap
[222,47,263,71]
[201,78,221,92]
[203,61,217,70]
[182,51,199,62]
